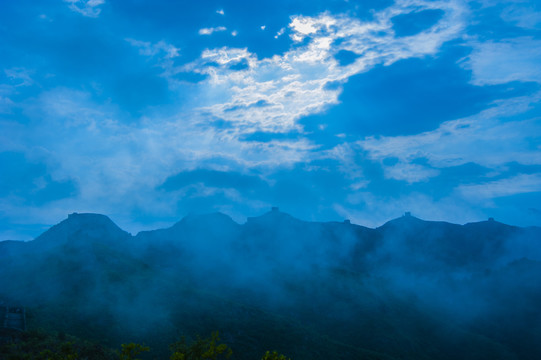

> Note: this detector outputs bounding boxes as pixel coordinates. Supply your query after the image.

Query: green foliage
[261,351,291,360]
[0,329,117,360]
[38,342,78,360]
[169,331,232,360]
[119,343,150,360]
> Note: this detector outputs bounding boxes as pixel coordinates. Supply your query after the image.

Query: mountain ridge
[5,209,536,243]
[1,209,541,359]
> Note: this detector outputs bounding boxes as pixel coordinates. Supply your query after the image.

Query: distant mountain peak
[61,212,127,232]
[379,212,426,228]
[182,211,235,222]
[172,212,239,229]
[246,207,302,225]
[33,212,131,246]
[66,212,115,223]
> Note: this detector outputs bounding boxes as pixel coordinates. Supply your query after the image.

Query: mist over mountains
[1,209,541,359]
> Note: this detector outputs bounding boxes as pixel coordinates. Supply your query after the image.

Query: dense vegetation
[0,330,290,359]
[0,329,118,360]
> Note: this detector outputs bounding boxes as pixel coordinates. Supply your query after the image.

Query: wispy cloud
[479,0,541,29]
[5,68,34,87]
[181,0,466,133]
[357,91,541,182]
[464,37,541,85]
[0,85,15,114]
[216,9,225,16]
[64,0,105,18]
[4,0,540,236]
[274,27,285,38]
[457,173,541,200]
[0,96,14,114]
[383,163,440,183]
[38,14,53,22]
[0,86,318,232]
[199,26,227,35]
[500,5,541,29]
[125,38,180,59]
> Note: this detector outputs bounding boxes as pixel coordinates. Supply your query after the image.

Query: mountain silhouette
[1,210,540,360]
[33,212,132,249]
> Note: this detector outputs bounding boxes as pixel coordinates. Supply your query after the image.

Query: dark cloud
[301,43,540,138]
[158,169,269,193]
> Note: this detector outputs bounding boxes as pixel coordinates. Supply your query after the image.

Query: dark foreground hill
[1,210,540,359]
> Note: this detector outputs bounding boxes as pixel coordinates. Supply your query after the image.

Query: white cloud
[38,14,53,22]
[63,0,105,18]
[457,173,541,200]
[231,30,238,37]
[125,38,180,59]
[0,86,318,234]
[199,26,227,35]
[500,5,541,29]
[477,0,541,29]
[261,25,266,30]
[289,16,328,42]
[274,28,285,38]
[464,37,541,85]
[5,68,34,87]
[357,91,541,182]
[0,85,14,114]
[182,0,467,133]
[0,96,14,114]
[383,163,440,183]
[216,9,224,15]
[9,0,539,235]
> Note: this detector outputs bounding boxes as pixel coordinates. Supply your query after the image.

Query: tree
[39,342,78,360]
[119,343,150,360]
[261,350,291,360]
[169,331,232,360]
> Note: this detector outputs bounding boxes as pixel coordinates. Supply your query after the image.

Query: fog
[1,210,540,359]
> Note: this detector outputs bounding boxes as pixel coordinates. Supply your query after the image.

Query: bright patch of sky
[1,0,540,239]
[199,26,228,36]
[63,0,105,18]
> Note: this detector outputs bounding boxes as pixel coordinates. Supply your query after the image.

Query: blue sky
[1,0,541,239]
